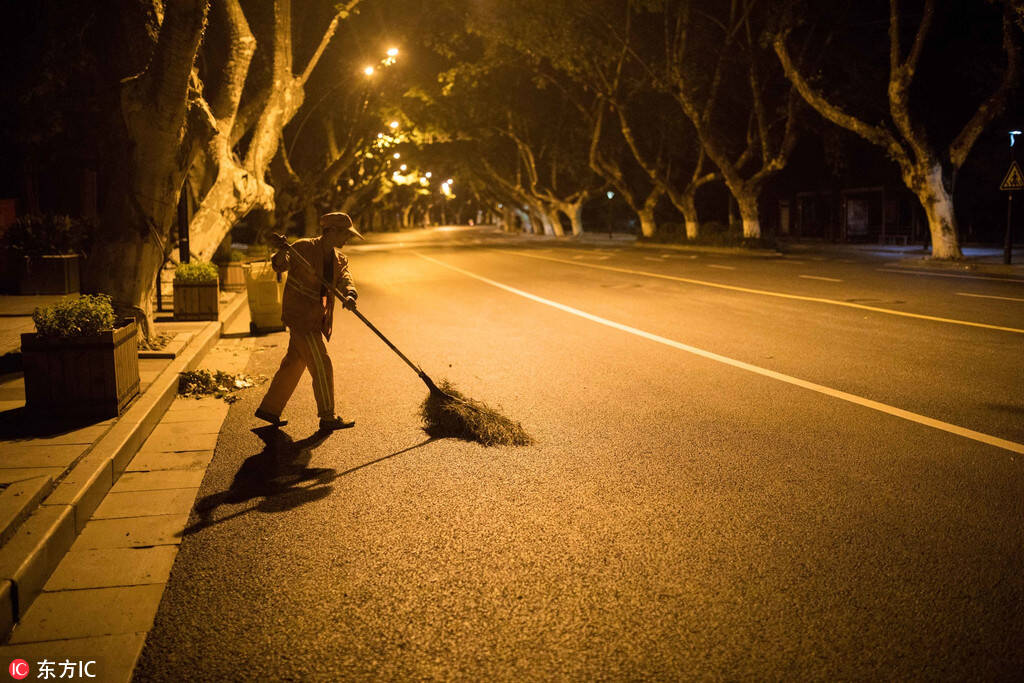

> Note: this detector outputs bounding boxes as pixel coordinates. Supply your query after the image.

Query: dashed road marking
[799,275,844,283]
[956,292,1024,303]
[417,252,1024,456]
[708,264,736,270]
[501,250,1024,334]
[880,268,1024,284]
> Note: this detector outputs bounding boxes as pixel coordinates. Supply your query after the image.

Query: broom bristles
[419,379,533,447]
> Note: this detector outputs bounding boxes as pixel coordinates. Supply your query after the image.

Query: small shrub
[0,214,92,258]
[32,294,117,338]
[174,261,218,284]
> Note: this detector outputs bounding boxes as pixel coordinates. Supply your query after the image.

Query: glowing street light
[387,47,399,57]
[425,172,432,178]
[389,121,399,129]
[392,152,401,159]
[400,164,407,171]
[363,65,375,76]
[446,178,453,185]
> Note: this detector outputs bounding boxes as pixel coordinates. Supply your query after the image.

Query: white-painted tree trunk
[680,192,699,240]
[514,208,534,234]
[911,163,962,260]
[736,192,761,239]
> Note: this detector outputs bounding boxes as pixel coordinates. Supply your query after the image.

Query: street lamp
[393,152,401,159]
[389,121,399,129]
[363,65,375,76]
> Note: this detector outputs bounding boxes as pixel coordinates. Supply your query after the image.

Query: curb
[0,293,246,640]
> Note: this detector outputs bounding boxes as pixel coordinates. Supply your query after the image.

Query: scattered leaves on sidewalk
[178,369,267,403]
[138,332,174,351]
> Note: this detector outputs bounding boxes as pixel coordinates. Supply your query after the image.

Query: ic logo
[8,659,29,680]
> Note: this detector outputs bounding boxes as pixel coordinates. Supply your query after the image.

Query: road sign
[1000,160,1024,191]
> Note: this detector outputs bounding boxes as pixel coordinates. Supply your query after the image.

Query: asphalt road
[135,228,1024,680]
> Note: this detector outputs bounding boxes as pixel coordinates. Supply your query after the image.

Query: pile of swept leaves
[138,333,173,351]
[178,369,266,403]
[420,379,532,447]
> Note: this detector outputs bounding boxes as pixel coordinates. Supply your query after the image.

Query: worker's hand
[343,296,357,311]
[268,232,288,249]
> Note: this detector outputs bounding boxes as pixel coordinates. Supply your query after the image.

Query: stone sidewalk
[0,290,249,649]
[0,334,262,682]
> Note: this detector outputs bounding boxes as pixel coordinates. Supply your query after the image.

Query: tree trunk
[85,0,210,337]
[637,187,662,238]
[912,163,962,259]
[680,190,699,240]
[514,208,535,234]
[544,208,565,237]
[735,190,761,239]
[567,202,584,236]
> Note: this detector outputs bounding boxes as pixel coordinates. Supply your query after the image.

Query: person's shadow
[180,427,435,537]
[180,426,336,536]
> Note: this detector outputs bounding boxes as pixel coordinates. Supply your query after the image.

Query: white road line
[799,275,844,283]
[505,250,1024,335]
[780,260,807,264]
[644,257,664,262]
[708,264,736,270]
[956,292,1024,303]
[880,268,1024,284]
[416,253,1024,456]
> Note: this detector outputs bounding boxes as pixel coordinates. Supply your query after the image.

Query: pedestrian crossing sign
[1000,161,1024,191]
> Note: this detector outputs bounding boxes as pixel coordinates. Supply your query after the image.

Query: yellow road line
[416,252,1024,456]
[505,250,1024,335]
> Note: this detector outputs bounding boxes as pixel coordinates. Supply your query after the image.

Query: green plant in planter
[0,213,92,259]
[174,261,218,284]
[32,294,117,338]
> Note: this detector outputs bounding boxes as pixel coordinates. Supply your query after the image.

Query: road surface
[135,228,1024,680]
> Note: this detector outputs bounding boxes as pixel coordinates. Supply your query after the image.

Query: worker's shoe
[319,415,355,431]
[254,409,288,427]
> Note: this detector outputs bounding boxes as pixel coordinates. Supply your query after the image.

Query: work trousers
[258,328,334,419]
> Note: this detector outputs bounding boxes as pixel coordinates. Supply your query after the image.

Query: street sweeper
[255,213,532,446]
[254,211,364,431]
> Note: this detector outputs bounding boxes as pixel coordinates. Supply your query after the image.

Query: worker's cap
[319,212,364,240]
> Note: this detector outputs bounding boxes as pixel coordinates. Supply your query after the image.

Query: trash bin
[243,260,286,334]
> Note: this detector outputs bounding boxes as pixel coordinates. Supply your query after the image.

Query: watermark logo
[8,660,95,679]
[8,660,29,680]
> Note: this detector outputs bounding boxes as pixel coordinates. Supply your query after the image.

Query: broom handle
[278,240,438,390]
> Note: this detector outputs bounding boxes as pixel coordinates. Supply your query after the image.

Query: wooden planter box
[218,262,246,292]
[19,254,80,295]
[21,320,140,418]
[173,279,219,321]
